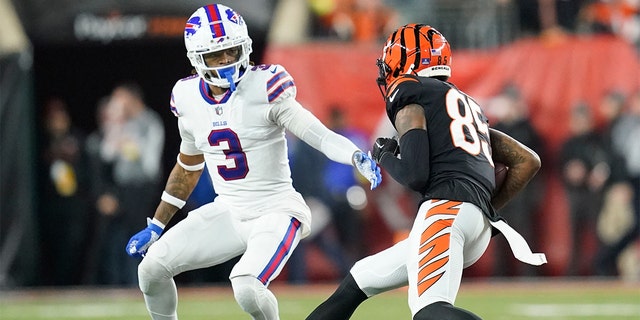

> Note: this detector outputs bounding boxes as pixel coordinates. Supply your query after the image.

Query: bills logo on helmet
[185,17,202,38]
[225,9,242,25]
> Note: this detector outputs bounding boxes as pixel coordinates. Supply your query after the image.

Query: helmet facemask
[187,41,252,91]
[376,57,391,98]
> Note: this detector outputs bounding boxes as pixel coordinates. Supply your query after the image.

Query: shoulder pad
[170,75,199,117]
[247,64,296,103]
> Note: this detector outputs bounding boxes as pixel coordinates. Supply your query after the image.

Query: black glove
[371,137,399,162]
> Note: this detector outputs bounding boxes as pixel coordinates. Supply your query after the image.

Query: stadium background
[1,0,640,289]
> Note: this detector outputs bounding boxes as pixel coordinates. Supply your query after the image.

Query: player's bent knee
[231,276,262,312]
[138,257,172,293]
[230,276,278,318]
[413,301,482,320]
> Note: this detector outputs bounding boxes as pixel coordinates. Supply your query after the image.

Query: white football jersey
[170,64,309,219]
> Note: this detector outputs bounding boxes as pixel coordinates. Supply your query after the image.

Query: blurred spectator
[577,0,617,34]
[548,0,587,32]
[517,0,545,36]
[287,107,373,283]
[381,0,436,27]
[594,90,632,208]
[577,0,640,48]
[287,135,351,283]
[308,0,398,42]
[559,102,611,276]
[83,95,125,285]
[519,0,588,33]
[90,82,165,286]
[488,85,545,277]
[37,97,91,286]
[308,0,342,38]
[479,0,584,39]
[321,107,371,262]
[583,90,636,278]
[595,90,640,276]
[598,90,627,141]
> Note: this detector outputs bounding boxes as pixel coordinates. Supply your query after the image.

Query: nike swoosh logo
[375,142,384,149]
[270,66,278,74]
[388,89,399,102]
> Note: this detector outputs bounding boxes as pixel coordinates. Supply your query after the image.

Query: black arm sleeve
[379,128,430,192]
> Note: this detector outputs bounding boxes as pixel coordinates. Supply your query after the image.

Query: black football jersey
[385,75,498,220]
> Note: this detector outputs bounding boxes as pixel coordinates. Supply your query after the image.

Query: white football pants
[137,200,303,320]
[351,200,492,316]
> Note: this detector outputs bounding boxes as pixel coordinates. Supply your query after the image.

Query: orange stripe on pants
[416,200,461,296]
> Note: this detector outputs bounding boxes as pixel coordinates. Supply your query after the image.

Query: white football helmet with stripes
[184,4,253,90]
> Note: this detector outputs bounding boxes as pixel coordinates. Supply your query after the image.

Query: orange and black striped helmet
[376,24,452,93]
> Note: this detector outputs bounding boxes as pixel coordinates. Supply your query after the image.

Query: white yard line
[511,303,640,317]
[1,303,147,318]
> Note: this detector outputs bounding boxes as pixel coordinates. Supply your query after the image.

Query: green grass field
[1,279,638,319]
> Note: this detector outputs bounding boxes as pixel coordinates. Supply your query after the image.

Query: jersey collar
[199,78,232,104]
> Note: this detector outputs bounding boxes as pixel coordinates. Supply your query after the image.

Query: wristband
[150,217,166,230]
[161,191,186,209]
[177,154,205,171]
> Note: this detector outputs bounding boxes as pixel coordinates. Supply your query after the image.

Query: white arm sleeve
[272,98,359,165]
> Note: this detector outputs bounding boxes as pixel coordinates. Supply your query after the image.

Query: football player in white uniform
[125,4,381,320]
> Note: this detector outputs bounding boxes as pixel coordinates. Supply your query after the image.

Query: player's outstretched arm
[126,153,204,257]
[272,98,381,189]
[489,128,541,210]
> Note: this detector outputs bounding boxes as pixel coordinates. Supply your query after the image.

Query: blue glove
[353,151,382,190]
[126,218,164,258]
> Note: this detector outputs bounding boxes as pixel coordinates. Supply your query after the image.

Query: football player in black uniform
[307,24,545,320]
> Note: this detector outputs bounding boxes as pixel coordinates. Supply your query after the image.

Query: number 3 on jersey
[208,128,249,180]
[445,89,494,167]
